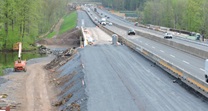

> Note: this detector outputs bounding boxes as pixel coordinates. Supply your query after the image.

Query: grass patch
[47,31,56,38]
[59,11,77,34]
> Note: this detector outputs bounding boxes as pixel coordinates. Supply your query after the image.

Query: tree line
[92,0,208,37]
[143,0,208,37]
[0,0,69,49]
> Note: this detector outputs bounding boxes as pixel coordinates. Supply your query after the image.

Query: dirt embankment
[38,28,82,48]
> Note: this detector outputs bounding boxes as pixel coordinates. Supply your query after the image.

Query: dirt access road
[0,57,55,111]
[23,62,53,111]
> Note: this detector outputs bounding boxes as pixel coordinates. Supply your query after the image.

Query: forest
[0,0,69,50]
[93,0,208,37]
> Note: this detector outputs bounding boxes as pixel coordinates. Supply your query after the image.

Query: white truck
[99,18,106,25]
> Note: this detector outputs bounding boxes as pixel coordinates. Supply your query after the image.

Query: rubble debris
[38,45,52,54]
[53,94,73,107]
[45,48,76,70]
[0,94,8,99]
[68,102,80,111]
[53,71,77,86]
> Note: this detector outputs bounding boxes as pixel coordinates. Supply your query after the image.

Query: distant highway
[96,8,208,52]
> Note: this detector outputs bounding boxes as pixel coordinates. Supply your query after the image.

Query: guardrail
[84,9,208,98]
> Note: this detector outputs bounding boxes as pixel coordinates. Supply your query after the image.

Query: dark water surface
[0,52,45,67]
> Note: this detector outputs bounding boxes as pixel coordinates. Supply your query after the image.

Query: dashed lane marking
[160,50,164,53]
[183,60,190,65]
[200,68,205,72]
[170,55,175,58]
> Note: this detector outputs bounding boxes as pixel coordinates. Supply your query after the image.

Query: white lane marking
[170,55,175,58]
[152,46,155,49]
[183,60,190,65]
[160,50,164,53]
[145,43,148,45]
[200,68,205,72]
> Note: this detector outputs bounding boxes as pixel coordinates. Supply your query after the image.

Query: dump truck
[13,42,27,72]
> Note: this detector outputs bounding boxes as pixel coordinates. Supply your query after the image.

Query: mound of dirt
[38,28,82,48]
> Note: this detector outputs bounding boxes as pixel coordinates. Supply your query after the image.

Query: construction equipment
[13,42,27,72]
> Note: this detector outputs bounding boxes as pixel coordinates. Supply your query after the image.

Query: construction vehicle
[13,42,27,72]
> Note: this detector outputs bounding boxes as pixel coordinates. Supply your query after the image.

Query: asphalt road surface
[77,10,96,27]
[82,45,208,111]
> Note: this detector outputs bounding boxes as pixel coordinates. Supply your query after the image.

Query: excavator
[13,42,27,72]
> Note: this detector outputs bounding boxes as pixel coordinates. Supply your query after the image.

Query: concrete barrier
[81,27,88,47]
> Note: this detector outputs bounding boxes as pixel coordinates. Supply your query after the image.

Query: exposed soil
[38,28,82,48]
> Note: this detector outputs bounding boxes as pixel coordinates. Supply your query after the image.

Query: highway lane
[105,25,205,81]
[77,10,95,27]
[96,8,208,52]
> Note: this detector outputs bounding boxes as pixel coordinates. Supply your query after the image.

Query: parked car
[164,33,173,39]
[127,29,136,35]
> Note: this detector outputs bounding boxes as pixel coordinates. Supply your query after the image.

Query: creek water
[0,52,45,67]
